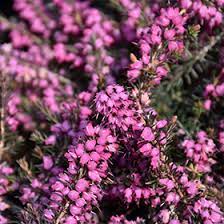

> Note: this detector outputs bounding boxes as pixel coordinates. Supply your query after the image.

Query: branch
[171,31,224,84]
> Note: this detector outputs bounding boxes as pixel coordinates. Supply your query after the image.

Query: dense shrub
[0,0,224,223]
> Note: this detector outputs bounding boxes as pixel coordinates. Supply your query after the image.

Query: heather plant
[0,0,224,224]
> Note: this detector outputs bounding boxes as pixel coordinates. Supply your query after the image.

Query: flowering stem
[172,31,224,83]
[165,163,185,200]
[193,32,224,63]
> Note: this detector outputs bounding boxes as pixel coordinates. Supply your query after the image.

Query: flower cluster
[42,122,119,223]
[180,0,223,29]
[127,7,187,83]
[203,70,224,111]
[117,0,157,42]
[182,131,217,173]
[194,198,224,223]
[95,85,143,131]
[0,44,73,131]
[0,163,16,224]
[0,0,120,133]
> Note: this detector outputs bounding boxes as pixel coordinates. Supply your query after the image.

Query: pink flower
[205,84,215,95]
[0,201,9,211]
[181,0,192,9]
[127,69,141,80]
[70,205,82,216]
[168,41,178,52]
[65,216,77,224]
[156,120,167,129]
[83,192,92,201]
[44,209,54,220]
[75,179,89,192]
[141,127,155,141]
[88,171,101,182]
[45,135,56,145]
[159,178,175,191]
[216,84,224,96]
[156,66,168,77]
[130,60,143,70]
[166,192,180,204]
[68,190,79,201]
[204,99,212,111]
[76,198,86,207]
[157,16,170,27]
[186,181,198,196]
[31,179,41,188]
[75,144,84,157]
[43,156,53,170]
[85,123,95,136]
[164,29,176,40]
[85,139,96,151]
[90,152,100,161]
[139,143,152,156]
[135,188,142,199]
[52,181,64,191]
[211,211,222,223]
[160,209,170,223]
[199,5,208,19]
[80,153,90,165]
[124,188,132,203]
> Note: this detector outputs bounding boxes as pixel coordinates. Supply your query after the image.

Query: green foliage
[152,32,224,136]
